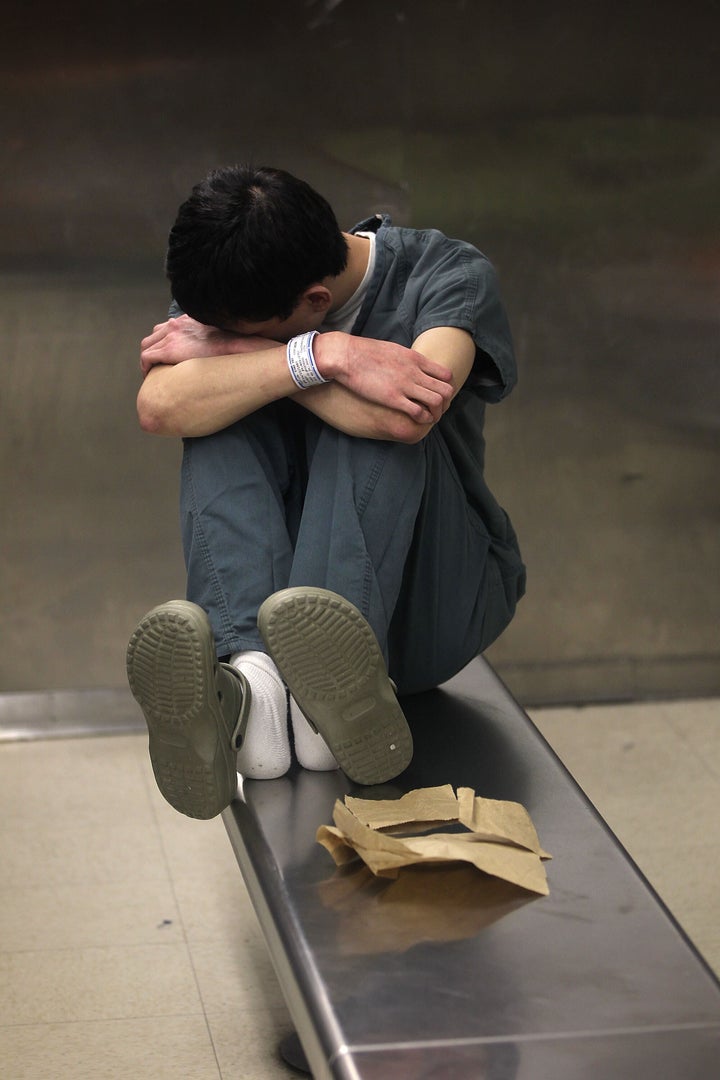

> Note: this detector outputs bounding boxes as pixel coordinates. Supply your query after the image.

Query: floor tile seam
[665,723,720,784]
[560,770,718,800]
[528,729,704,782]
[0,883,249,910]
[0,876,180,895]
[588,812,720,852]
[182,929,231,1078]
[531,715,696,760]
[200,1006,224,1076]
[0,818,172,836]
[620,839,720,856]
[159,869,258,893]
[184,932,268,951]
[555,754,720,795]
[202,1004,293,1079]
[0,934,188,953]
[0,1008,219,1033]
[0,731,136,748]
[138,753,197,947]
[0,732,146,750]
[570,784,720,819]
[0,1004,211,1026]
[0,940,198,958]
[202,1002,294,1018]
[0,877,176,893]
[152,804,236,1072]
[598,821,713,859]
[529,700,717,721]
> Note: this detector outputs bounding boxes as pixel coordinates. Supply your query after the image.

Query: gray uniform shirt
[349,214,516,402]
[349,214,523,581]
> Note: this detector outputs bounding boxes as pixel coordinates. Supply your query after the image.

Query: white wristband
[286,331,328,389]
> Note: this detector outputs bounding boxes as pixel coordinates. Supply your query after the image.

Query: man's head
[165,165,348,329]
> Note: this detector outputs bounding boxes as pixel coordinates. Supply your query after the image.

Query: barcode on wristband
[286,331,328,389]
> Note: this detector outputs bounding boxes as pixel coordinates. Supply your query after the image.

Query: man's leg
[128,404,421,806]
[180,404,432,664]
[286,417,523,695]
[257,415,520,778]
[387,426,526,694]
[128,403,305,810]
[260,420,425,780]
[281,412,524,698]
[180,400,305,656]
[180,401,317,780]
[128,406,522,810]
[288,419,428,653]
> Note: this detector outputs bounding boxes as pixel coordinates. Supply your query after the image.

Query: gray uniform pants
[180,400,518,694]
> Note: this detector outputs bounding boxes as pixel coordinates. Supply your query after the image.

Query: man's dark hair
[165,164,349,326]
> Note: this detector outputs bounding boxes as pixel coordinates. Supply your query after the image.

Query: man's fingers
[414,402,438,424]
[402,399,425,421]
[401,396,443,424]
[409,382,452,412]
[141,323,172,349]
[429,364,454,385]
[140,349,163,375]
[415,353,453,383]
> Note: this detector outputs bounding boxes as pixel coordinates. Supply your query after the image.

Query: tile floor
[1,698,718,1079]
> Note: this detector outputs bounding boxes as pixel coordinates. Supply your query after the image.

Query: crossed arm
[136,315,475,443]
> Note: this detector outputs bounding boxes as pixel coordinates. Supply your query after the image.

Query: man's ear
[302,284,333,314]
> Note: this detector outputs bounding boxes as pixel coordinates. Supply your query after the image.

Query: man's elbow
[136,383,180,436]
[385,414,434,444]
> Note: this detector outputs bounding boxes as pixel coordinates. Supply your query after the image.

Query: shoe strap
[220,664,252,750]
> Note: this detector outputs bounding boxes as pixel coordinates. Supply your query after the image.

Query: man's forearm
[137,348,430,442]
[136,345,297,437]
[293,381,433,443]
[135,326,465,440]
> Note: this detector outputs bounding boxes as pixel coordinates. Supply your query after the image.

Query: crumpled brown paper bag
[316,784,551,896]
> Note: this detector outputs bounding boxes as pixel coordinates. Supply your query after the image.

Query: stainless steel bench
[222,657,720,1078]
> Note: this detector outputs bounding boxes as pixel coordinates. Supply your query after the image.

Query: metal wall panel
[2,1,718,702]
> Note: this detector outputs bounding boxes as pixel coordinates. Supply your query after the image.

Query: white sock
[229,651,291,780]
[289,695,339,772]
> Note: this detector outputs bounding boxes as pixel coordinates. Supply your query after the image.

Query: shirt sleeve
[405,233,517,403]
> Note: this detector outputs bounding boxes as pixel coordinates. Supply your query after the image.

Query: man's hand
[296,327,475,443]
[140,314,276,376]
[314,332,455,424]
